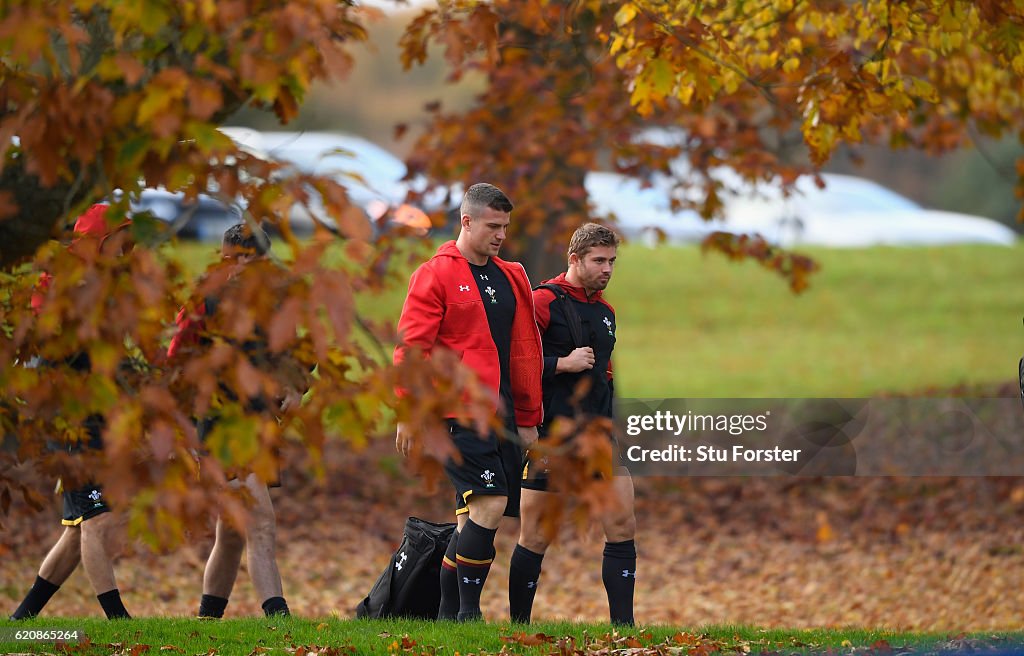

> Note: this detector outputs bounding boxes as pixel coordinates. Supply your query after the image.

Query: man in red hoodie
[394,182,543,621]
[11,204,133,621]
[509,223,637,626]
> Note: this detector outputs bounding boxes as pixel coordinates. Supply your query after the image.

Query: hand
[517,425,539,449]
[557,347,595,373]
[279,389,302,413]
[396,422,415,457]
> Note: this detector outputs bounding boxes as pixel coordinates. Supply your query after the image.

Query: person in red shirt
[394,183,543,621]
[11,204,134,621]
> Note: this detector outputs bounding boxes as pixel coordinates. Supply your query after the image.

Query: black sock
[261,596,290,617]
[198,594,229,618]
[97,589,131,620]
[602,540,636,626]
[508,544,544,624]
[10,576,60,619]
[455,519,497,621]
[438,529,460,620]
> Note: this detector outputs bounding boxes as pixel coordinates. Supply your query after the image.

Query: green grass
[2,617,1018,655]
[164,240,1024,398]
[609,243,1024,397]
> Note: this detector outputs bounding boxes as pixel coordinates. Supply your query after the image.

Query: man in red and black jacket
[510,223,638,626]
[394,182,543,621]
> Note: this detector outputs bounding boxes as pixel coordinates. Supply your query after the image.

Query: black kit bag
[355,517,456,619]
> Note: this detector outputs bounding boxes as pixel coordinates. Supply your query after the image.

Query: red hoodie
[394,240,543,427]
[31,203,121,313]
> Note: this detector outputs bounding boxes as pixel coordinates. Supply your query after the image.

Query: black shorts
[445,418,522,518]
[61,483,111,525]
[521,420,627,493]
[59,415,110,525]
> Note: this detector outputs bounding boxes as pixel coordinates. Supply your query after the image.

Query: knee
[217,524,246,553]
[81,513,112,541]
[245,505,277,544]
[81,514,122,554]
[605,513,636,543]
[467,495,506,529]
[517,528,551,555]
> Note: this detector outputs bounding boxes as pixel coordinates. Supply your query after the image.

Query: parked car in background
[131,189,240,242]
[584,171,723,246]
[131,127,270,241]
[586,170,1017,247]
[727,173,1017,247]
[257,130,437,236]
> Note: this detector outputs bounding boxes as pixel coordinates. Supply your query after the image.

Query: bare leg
[80,512,131,619]
[240,474,283,602]
[10,527,82,619]
[80,513,124,595]
[600,471,636,543]
[517,489,556,555]
[38,526,82,585]
[464,494,506,530]
[202,518,245,599]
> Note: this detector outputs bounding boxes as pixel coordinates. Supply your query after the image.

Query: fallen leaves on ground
[4,389,1024,630]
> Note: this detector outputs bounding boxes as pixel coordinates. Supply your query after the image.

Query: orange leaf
[187,81,223,120]
[500,632,556,646]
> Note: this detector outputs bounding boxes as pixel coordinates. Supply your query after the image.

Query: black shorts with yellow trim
[61,483,111,526]
[445,418,522,518]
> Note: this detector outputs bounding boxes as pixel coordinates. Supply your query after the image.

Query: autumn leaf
[500,632,557,646]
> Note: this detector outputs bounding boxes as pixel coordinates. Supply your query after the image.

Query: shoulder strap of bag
[535,283,585,349]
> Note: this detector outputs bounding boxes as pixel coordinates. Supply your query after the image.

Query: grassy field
[2,616,1017,655]
[168,240,1024,398]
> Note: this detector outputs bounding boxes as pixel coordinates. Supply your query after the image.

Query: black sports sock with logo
[97,589,131,619]
[438,529,460,620]
[601,540,636,626]
[261,596,290,616]
[508,544,545,624]
[198,594,229,618]
[455,519,497,621]
[10,576,60,619]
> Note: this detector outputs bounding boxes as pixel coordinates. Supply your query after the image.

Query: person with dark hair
[11,204,134,620]
[168,223,296,619]
[219,223,271,258]
[394,182,543,621]
[509,223,637,626]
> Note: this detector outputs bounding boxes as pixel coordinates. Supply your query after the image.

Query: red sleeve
[167,303,207,360]
[30,272,53,314]
[532,287,556,333]
[394,263,444,362]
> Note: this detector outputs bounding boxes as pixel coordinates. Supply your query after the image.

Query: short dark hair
[460,183,513,218]
[222,223,270,255]
[568,223,620,260]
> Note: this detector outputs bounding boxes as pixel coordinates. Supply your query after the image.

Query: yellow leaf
[614,3,638,27]
[136,85,176,126]
[782,57,800,74]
